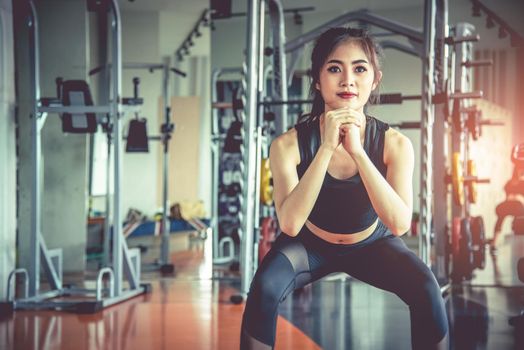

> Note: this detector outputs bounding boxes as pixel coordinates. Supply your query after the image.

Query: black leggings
[240,221,449,349]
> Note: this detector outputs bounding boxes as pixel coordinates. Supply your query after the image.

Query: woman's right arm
[270,130,335,237]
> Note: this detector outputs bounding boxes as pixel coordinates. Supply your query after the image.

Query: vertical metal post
[251,0,266,273]
[27,0,62,295]
[238,0,261,298]
[431,0,450,281]
[252,123,263,270]
[98,13,111,268]
[419,0,436,267]
[210,69,221,260]
[160,56,171,267]
[453,23,475,219]
[104,131,111,267]
[28,0,40,296]
[267,0,288,135]
[335,281,346,350]
[449,28,463,222]
[110,0,123,296]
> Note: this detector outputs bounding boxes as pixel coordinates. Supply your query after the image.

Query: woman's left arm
[351,129,414,235]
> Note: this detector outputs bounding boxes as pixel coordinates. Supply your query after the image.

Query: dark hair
[297,27,382,125]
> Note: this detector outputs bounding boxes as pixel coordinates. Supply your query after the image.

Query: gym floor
[1,232,523,350]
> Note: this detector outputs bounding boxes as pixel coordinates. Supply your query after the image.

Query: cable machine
[89,58,186,274]
[1,0,150,314]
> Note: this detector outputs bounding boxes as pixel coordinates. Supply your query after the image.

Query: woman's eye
[355,66,367,73]
[327,66,341,73]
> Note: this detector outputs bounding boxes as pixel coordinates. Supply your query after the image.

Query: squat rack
[234,0,488,302]
[1,0,149,314]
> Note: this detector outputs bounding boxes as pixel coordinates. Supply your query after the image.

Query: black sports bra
[295,115,389,233]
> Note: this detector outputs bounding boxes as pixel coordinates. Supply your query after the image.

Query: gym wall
[0,0,16,301]
[161,96,202,204]
[159,8,212,213]
[121,11,161,217]
[166,56,212,214]
[89,8,211,217]
[195,55,212,216]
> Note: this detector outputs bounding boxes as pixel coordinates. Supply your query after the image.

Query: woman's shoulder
[271,127,298,151]
[383,126,414,164]
[384,126,409,144]
[270,128,300,164]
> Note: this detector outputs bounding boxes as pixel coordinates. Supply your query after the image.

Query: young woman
[240,27,449,350]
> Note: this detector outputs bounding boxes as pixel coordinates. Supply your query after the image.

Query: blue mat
[127,219,210,238]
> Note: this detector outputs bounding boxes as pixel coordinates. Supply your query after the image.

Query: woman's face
[316,40,381,115]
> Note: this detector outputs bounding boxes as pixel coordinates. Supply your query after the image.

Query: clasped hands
[322,107,365,157]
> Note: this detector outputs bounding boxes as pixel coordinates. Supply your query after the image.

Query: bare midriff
[305,218,379,245]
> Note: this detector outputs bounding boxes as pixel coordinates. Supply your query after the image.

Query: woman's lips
[337,92,357,99]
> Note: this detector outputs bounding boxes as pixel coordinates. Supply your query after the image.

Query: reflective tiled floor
[277,234,524,350]
[277,276,524,350]
[1,232,524,350]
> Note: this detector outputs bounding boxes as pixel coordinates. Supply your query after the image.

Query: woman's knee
[397,255,444,309]
[248,252,296,306]
[408,265,448,325]
[417,277,444,307]
[409,267,442,304]
[408,268,449,341]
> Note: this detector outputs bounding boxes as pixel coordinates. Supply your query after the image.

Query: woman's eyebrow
[326,59,369,65]
[351,59,369,65]
[326,59,344,65]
